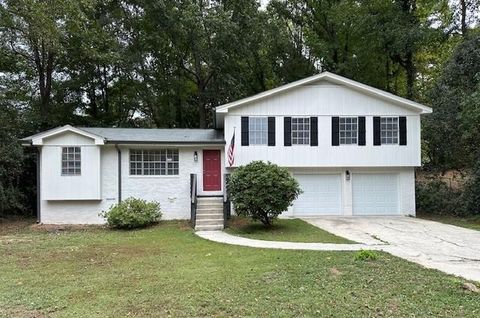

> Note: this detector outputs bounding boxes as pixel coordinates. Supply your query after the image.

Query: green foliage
[416,180,463,216]
[101,198,161,229]
[424,34,480,169]
[354,250,379,261]
[228,161,302,226]
[463,161,480,216]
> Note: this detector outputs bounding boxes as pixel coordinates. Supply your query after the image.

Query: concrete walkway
[196,230,385,251]
[304,217,480,282]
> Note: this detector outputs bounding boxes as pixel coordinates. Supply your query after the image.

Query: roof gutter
[104,140,226,145]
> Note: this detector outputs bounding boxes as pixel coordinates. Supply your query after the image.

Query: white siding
[224,84,422,167]
[42,133,101,200]
[41,146,118,224]
[40,141,225,224]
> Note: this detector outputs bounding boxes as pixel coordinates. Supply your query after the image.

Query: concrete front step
[197,204,223,210]
[196,209,223,214]
[196,219,224,226]
[195,224,224,231]
[196,213,223,220]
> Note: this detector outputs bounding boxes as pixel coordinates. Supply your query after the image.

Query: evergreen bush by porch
[228,161,301,226]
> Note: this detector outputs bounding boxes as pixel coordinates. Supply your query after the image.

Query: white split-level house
[21,72,432,228]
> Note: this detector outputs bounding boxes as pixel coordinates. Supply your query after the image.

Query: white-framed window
[249,117,268,145]
[292,117,310,145]
[381,117,399,145]
[339,117,358,145]
[130,149,179,176]
[61,147,81,176]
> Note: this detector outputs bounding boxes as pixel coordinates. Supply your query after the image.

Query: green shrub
[415,180,463,216]
[228,161,302,226]
[463,162,480,216]
[101,198,161,229]
[354,250,379,261]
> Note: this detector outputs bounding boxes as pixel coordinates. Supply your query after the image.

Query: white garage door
[293,174,342,216]
[353,174,399,215]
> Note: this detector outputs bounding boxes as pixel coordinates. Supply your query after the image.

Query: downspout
[36,146,41,223]
[115,144,122,203]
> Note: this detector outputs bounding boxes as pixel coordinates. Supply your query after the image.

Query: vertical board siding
[224,115,421,167]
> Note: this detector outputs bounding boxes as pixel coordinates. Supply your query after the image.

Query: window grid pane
[380,117,399,144]
[339,117,358,145]
[130,149,179,175]
[249,117,268,145]
[291,117,310,145]
[61,147,81,176]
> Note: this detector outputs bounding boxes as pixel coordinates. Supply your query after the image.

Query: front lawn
[225,217,353,243]
[418,214,480,231]
[1,220,479,317]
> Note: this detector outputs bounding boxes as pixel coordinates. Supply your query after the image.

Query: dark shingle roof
[20,126,225,145]
[79,127,225,144]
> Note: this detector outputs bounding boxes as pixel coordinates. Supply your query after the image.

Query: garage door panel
[353,174,399,215]
[293,174,342,216]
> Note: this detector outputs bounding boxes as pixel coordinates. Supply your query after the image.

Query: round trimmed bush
[228,161,302,226]
[101,198,161,229]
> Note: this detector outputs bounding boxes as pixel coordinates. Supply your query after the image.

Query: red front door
[203,150,221,191]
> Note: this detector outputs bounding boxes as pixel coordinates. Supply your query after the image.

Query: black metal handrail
[223,174,231,228]
[190,174,197,228]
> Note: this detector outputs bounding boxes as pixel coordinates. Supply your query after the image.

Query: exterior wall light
[194,151,198,162]
[345,170,350,181]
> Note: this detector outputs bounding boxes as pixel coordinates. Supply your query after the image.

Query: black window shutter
[268,117,275,146]
[399,116,407,145]
[284,117,292,146]
[310,117,318,146]
[373,116,381,146]
[331,117,339,146]
[358,116,366,146]
[241,117,249,146]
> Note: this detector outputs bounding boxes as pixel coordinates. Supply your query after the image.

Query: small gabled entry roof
[215,72,433,115]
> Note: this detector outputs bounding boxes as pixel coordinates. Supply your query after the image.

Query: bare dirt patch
[0,217,36,236]
[0,305,46,318]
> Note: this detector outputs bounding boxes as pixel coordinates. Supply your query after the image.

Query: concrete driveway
[303,217,480,282]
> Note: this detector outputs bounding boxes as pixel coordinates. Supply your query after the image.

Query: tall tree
[423,34,480,169]
[0,0,98,127]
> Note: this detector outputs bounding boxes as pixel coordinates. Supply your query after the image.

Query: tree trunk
[404,51,416,99]
[33,40,54,127]
[198,98,207,129]
[460,0,468,36]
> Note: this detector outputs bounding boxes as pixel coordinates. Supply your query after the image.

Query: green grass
[1,220,479,317]
[418,214,480,231]
[225,217,353,243]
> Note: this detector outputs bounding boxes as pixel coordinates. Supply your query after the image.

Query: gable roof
[21,125,106,145]
[21,125,225,145]
[215,71,432,114]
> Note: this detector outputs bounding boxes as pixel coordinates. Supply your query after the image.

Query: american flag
[227,130,235,167]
